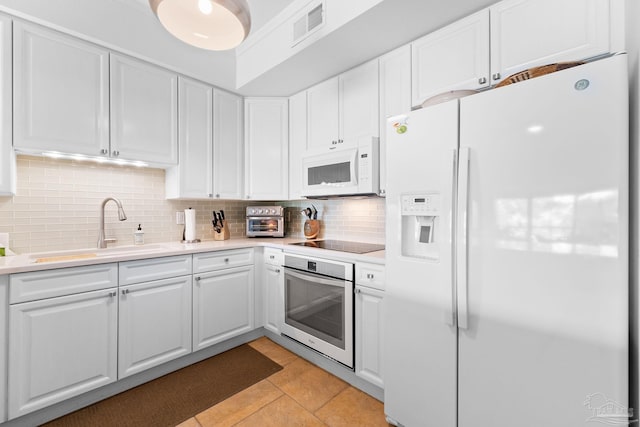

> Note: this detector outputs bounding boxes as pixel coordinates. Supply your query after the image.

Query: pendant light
[149,0,251,51]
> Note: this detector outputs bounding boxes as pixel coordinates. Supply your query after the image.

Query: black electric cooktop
[289,240,385,254]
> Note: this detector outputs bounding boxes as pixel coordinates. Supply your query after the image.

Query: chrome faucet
[97,197,127,248]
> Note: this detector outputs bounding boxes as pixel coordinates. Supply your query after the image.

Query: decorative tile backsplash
[0,156,385,254]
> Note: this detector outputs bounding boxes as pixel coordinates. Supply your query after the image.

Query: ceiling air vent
[292,2,325,46]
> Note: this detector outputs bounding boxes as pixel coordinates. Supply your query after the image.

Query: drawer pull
[121,289,130,295]
[108,291,116,298]
[269,255,275,259]
[366,273,374,279]
[275,268,280,273]
[194,276,201,281]
[224,258,230,263]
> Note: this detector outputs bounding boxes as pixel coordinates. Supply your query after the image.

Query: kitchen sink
[29,244,170,263]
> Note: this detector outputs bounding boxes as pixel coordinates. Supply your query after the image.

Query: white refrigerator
[384,54,629,427]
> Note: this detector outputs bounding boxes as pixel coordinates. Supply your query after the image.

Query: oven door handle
[284,268,346,288]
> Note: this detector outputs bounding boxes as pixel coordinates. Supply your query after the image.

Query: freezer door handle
[456,147,470,330]
[446,149,458,327]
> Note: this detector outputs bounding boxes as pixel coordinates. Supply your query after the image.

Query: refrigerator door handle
[446,149,458,327]
[456,147,470,330]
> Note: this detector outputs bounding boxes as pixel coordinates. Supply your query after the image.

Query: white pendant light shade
[149,0,251,51]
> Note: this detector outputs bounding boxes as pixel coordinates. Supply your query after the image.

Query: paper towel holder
[182,207,201,244]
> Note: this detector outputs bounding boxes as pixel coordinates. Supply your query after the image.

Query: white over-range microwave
[302,137,380,198]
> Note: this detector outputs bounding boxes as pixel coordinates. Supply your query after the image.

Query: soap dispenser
[134,224,144,245]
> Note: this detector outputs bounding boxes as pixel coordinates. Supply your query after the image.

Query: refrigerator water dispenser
[401,193,441,259]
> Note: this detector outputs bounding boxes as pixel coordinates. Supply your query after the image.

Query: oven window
[248,219,279,233]
[284,272,345,349]
[308,162,351,185]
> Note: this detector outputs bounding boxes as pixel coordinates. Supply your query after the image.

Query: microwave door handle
[350,148,358,185]
[284,268,346,288]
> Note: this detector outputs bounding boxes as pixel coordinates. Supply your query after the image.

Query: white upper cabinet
[0,14,14,196]
[166,82,243,200]
[288,90,307,200]
[13,21,109,156]
[244,98,288,201]
[412,0,614,104]
[306,60,379,151]
[213,89,244,199]
[411,9,490,107]
[490,0,611,85]
[166,76,213,199]
[379,44,412,196]
[306,77,340,151]
[340,59,379,147]
[110,53,178,165]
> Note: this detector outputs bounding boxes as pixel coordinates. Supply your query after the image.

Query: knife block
[303,219,320,239]
[214,220,230,241]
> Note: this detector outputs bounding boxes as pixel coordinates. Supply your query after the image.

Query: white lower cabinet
[8,287,118,419]
[193,262,254,351]
[263,248,283,334]
[118,275,192,379]
[355,262,385,388]
[0,276,8,423]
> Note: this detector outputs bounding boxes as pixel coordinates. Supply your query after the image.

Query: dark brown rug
[42,344,283,427]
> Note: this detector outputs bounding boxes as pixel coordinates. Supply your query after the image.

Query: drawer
[10,263,118,304]
[355,262,385,291]
[119,255,192,286]
[263,248,283,266]
[193,249,254,273]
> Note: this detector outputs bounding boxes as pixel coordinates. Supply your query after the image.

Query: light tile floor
[176,337,390,427]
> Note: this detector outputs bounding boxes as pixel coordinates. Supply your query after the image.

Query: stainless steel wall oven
[281,253,354,369]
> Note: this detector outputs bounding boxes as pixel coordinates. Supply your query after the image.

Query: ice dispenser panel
[401,193,441,259]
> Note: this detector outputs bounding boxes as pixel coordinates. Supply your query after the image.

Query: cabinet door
[8,288,118,419]
[0,14,13,196]
[490,0,610,85]
[213,89,244,199]
[13,21,109,157]
[0,276,7,423]
[411,9,490,106]
[340,59,379,147]
[166,77,213,199]
[264,264,283,334]
[288,90,307,200]
[110,54,178,165]
[379,45,411,197]
[355,286,384,388]
[118,276,192,379]
[244,98,288,200]
[306,77,339,151]
[193,265,254,350]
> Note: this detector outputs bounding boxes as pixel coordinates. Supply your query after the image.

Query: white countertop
[0,237,385,275]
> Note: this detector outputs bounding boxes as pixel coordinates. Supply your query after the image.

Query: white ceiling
[0,0,495,96]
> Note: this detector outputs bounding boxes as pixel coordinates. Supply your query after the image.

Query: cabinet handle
[100,148,108,155]
[478,77,487,85]
[354,288,361,294]
[269,255,275,259]
[112,150,120,157]
[121,289,130,295]
[108,291,116,298]
[195,276,201,281]
[338,139,343,144]
[366,273,374,279]
[492,73,501,81]
[331,140,337,145]
[208,193,213,198]
[216,194,220,198]
[275,268,281,273]
[224,258,230,263]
